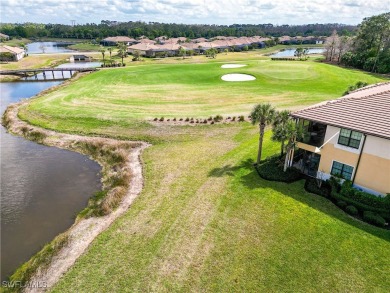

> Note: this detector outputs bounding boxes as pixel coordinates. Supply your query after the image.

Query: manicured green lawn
[14,55,389,292]
[20,58,383,143]
[67,42,102,51]
[51,128,390,292]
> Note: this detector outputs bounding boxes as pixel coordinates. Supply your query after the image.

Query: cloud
[0,0,388,25]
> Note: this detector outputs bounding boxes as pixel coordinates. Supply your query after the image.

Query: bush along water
[304,177,389,229]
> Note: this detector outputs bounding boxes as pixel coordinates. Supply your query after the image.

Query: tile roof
[103,36,136,43]
[291,82,390,140]
[127,43,161,51]
[0,45,25,54]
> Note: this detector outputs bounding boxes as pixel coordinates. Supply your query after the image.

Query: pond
[271,48,325,57]
[0,82,102,281]
[24,62,102,80]
[27,42,74,54]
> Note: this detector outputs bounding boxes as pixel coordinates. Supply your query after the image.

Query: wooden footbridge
[0,67,98,81]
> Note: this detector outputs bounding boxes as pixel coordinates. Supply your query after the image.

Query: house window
[331,161,354,180]
[338,129,362,149]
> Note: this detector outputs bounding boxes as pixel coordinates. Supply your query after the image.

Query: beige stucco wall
[300,125,390,195]
[354,153,390,194]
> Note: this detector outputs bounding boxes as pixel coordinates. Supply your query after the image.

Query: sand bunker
[221,64,247,68]
[221,74,256,81]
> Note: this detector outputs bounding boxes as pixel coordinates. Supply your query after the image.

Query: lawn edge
[2,95,150,293]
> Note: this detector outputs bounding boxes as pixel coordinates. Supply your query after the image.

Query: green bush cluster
[363,211,386,227]
[256,156,302,183]
[345,205,358,216]
[340,181,390,210]
[305,177,389,229]
[304,178,331,197]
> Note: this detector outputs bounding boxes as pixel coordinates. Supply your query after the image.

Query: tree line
[0,21,356,40]
[323,12,389,74]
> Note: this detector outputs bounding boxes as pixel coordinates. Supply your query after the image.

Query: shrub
[185,117,189,122]
[173,118,176,121]
[159,117,164,121]
[153,118,158,121]
[232,116,236,121]
[340,181,390,210]
[304,178,331,197]
[190,120,194,123]
[256,156,302,183]
[336,200,348,209]
[238,115,245,122]
[214,115,223,122]
[203,119,208,123]
[208,116,213,121]
[211,121,215,124]
[330,188,390,218]
[363,211,386,227]
[345,205,358,216]
[167,119,170,121]
[179,118,183,121]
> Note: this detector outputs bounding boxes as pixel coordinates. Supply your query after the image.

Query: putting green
[20,59,384,134]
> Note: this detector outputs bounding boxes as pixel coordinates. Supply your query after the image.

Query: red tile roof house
[0,45,25,61]
[0,33,10,41]
[289,82,390,196]
[100,36,137,46]
[127,43,163,57]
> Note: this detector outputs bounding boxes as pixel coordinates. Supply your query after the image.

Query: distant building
[70,55,92,62]
[290,82,390,196]
[0,45,25,61]
[0,33,10,41]
[101,36,137,46]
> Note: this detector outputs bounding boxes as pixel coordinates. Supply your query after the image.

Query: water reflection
[0,82,102,281]
[271,48,325,57]
[27,42,74,54]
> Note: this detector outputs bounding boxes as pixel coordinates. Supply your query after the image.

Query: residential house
[0,33,10,41]
[101,36,137,46]
[70,54,92,62]
[127,43,163,57]
[0,45,25,61]
[289,82,390,196]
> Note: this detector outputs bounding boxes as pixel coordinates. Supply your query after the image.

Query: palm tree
[117,43,127,65]
[100,48,106,66]
[108,47,112,59]
[250,103,276,164]
[271,110,291,157]
[283,120,305,171]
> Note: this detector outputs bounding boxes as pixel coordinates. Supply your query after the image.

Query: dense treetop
[0,21,356,40]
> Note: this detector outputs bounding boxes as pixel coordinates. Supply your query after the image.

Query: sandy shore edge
[2,98,149,292]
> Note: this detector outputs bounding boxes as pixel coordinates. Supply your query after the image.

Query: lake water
[0,82,102,281]
[25,62,102,80]
[27,42,74,54]
[271,48,325,57]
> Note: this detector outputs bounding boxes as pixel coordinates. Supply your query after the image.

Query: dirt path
[3,100,149,292]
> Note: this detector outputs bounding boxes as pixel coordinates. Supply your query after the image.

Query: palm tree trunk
[257,123,265,164]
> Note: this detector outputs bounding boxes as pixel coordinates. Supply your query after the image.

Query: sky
[0,0,388,25]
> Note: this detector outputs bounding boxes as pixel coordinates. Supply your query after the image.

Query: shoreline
[2,80,149,292]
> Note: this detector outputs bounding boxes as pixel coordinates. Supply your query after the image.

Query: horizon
[0,0,388,26]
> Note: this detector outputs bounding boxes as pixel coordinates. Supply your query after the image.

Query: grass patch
[9,53,390,291]
[67,42,101,51]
